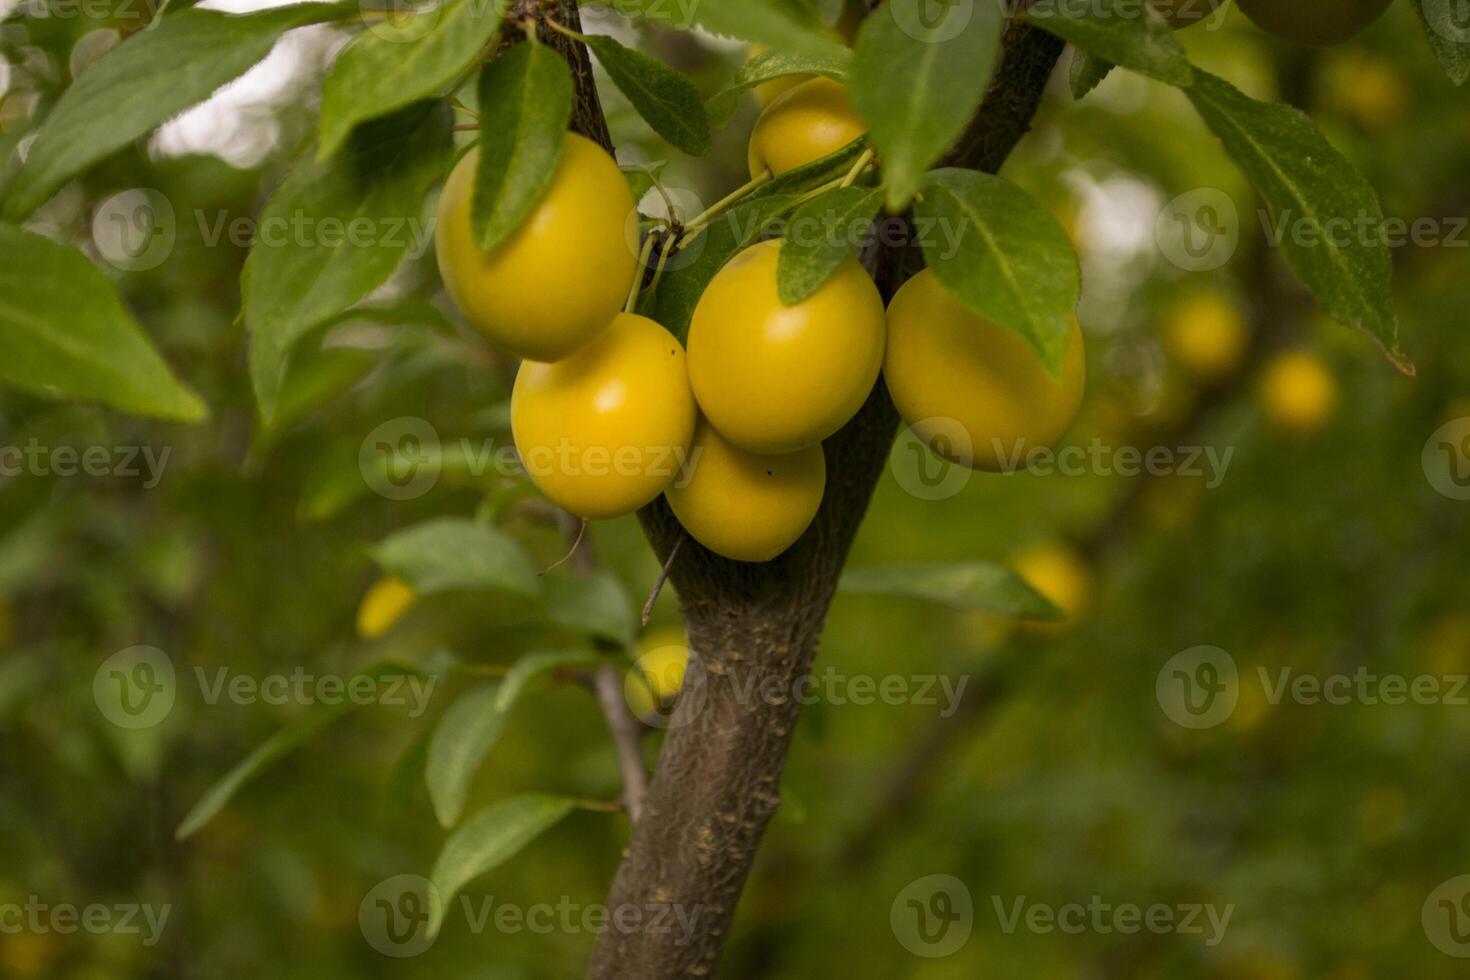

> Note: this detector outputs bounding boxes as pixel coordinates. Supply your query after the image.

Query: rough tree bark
[554,8,1068,977]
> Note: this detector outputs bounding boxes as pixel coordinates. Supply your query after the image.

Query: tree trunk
[577,15,1068,979]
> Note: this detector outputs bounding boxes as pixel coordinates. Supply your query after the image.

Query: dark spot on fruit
[766,470,773,476]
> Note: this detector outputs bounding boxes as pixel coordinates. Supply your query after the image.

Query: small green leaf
[1,2,351,220]
[473,42,574,251]
[1070,50,1115,100]
[1412,0,1470,86]
[426,683,506,827]
[850,0,1003,210]
[317,0,505,161]
[245,101,453,422]
[839,562,1062,620]
[706,48,850,126]
[494,650,604,713]
[265,343,375,435]
[577,32,710,155]
[642,138,867,339]
[544,571,638,647]
[0,225,206,421]
[1020,0,1193,89]
[370,517,540,598]
[915,168,1080,377]
[428,794,577,937]
[777,185,882,305]
[614,0,847,62]
[1186,71,1403,365]
[176,660,439,840]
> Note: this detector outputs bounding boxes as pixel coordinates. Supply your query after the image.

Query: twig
[640,533,684,626]
[592,665,648,823]
[539,517,588,576]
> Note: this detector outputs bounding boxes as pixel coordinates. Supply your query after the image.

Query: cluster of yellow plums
[426,0,1386,564]
[432,72,1086,563]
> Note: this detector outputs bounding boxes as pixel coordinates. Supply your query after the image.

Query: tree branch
[592,664,649,822]
[584,19,1066,978]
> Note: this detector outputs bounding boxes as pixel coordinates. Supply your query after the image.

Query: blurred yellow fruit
[356,576,417,640]
[1227,668,1271,735]
[1013,543,1091,629]
[747,77,866,179]
[1427,613,1470,676]
[1329,53,1407,128]
[1357,785,1407,844]
[1259,350,1337,436]
[0,931,56,978]
[1164,291,1249,381]
[625,626,690,718]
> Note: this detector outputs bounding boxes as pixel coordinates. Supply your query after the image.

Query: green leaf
[425,650,601,826]
[0,225,206,421]
[428,794,577,937]
[1020,0,1193,89]
[706,48,850,126]
[849,0,1003,210]
[641,138,866,339]
[2,3,350,220]
[370,517,540,598]
[576,32,710,155]
[317,0,505,161]
[473,42,574,251]
[1070,50,1115,100]
[839,562,1062,620]
[1413,0,1470,86]
[1185,71,1403,365]
[426,683,506,827]
[265,343,375,435]
[245,101,453,422]
[914,168,1080,377]
[544,571,637,646]
[777,185,882,304]
[176,660,439,840]
[494,650,604,713]
[611,0,847,62]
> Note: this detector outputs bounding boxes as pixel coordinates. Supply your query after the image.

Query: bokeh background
[3,0,1470,976]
